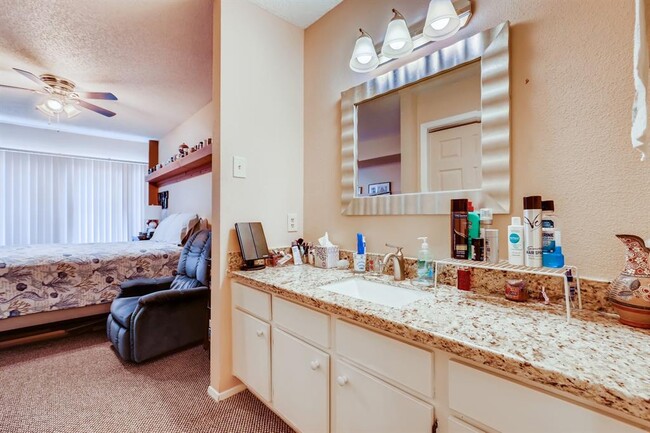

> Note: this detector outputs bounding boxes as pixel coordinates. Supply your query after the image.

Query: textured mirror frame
[341,22,510,215]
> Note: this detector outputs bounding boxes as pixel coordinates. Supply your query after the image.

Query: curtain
[0,149,146,246]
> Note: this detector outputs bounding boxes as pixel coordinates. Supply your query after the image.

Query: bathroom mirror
[341,22,510,215]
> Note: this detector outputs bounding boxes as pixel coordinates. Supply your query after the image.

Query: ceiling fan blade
[77,91,118,101]
[77,99,116,117]
[0,84,36,92]
[13,68,46,85]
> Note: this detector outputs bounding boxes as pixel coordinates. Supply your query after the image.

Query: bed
[0,213,204,330]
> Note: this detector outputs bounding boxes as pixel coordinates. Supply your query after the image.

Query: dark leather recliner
[107,230,211,363]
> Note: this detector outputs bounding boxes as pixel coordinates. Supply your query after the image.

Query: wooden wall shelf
[145,145,212,188]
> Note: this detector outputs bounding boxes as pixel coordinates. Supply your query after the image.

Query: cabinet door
[272,328,329,433]
[448,417,485,433]
[333,360,434,433]
[232,308,271,402]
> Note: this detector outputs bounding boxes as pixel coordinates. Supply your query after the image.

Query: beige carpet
[0,331,294,433]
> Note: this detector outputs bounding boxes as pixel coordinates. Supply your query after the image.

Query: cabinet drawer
[232,281,271,321]
[332,360,434,433]
[273,297,330,348]
[335,320,434,398]
[449,361,645,433]
[448,416,485,433]
[232,309,271,402]
[273,328,329,433]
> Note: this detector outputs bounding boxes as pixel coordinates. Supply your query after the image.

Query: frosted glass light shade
[423,0,460,41]
[63,104,81,119]
[349,29,379,73]
[381,10,414,59]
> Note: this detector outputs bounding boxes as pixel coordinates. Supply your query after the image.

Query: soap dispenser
[416,237,434,285]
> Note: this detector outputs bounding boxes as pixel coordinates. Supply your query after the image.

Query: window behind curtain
[0,149,146,246]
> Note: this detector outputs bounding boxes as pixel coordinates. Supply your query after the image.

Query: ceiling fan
[0,68,118,119]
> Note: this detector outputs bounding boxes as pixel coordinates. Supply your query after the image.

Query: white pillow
[151,213,198,244]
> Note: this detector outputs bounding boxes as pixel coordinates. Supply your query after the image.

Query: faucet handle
[385,243,404,255]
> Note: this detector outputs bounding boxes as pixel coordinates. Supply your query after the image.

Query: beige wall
[211,0,304,393]
[304,0,650,280]
[158,102,214,219]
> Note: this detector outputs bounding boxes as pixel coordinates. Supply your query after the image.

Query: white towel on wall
[632,0,650,161]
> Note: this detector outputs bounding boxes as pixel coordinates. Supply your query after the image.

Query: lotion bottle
[416,237,434,285]
[523,196,543,267]
[508,217,524,265]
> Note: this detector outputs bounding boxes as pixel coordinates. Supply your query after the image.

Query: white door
[332,360,435,433]
[427,122,481,192]
[232,308,271,402]
[272,328,329,433]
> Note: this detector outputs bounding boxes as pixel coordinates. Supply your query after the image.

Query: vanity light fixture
[349,29,380,73]
[381,9,414,59]
[423,0,461,41]
[348,0,472,73]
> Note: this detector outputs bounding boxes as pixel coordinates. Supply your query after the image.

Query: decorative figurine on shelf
[179,143,189,157]
[608,234,650,328]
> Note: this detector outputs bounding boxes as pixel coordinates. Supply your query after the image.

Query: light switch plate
[233,156,246,178]
[287,213,298,232]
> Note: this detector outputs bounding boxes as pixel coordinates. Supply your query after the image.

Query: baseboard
[207,384,247,402]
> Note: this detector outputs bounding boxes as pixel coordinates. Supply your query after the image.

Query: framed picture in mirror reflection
[368,182,391,196]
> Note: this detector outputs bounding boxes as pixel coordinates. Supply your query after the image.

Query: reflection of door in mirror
[355,61,481,197]
[424,120,481,192]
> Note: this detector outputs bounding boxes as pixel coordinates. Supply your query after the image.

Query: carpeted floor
[0,331,294,433]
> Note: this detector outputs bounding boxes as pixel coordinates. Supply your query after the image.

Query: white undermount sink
[319,278,430,308]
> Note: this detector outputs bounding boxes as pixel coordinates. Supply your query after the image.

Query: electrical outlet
[287,213,298,232]
[233,156,246,178]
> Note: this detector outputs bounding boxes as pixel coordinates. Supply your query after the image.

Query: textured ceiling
[0,0,212,141]
[246,0,342,28]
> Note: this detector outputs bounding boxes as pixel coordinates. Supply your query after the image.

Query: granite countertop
[230,265,650,424]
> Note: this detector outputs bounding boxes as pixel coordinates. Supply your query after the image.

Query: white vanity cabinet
[231,281,646,433]
[232,308,271,402]
[333,359,435,433]
[272,328,330,433]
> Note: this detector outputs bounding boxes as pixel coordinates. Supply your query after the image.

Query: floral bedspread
[0,241,182,319]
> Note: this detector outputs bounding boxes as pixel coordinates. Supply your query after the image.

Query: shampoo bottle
[523,196,543,267]
[508,217,524,265]
[416,237,434,285]
[450,199,469,259]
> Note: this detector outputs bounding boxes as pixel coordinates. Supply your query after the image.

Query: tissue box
[314,245,339,269]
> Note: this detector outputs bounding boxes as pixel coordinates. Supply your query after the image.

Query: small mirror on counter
[235,222,270,271]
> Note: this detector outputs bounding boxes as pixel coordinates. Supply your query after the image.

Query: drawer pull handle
[310,360,320,370]
[256,330,264,337]
[336,375,348,386]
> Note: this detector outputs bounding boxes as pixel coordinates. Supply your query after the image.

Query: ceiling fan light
[36,103,56,117]
[350,29,379,73]
[63,103,81,119]
[44,97,64,113]
[423,0,460,41]
[381,9,414,59]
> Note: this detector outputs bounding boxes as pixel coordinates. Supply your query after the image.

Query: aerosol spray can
[523,196,543,267]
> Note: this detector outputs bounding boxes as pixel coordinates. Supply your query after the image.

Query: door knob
[310,360,320,370]
[336,375,348,386]
[256,330,264,337]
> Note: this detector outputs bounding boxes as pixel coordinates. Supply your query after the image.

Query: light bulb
[45,98,64,112]
[389,40,406,50]
[431,17,450,31]
[356,55,372,65]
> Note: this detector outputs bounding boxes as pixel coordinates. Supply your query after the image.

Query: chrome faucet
[382,244,405,281]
